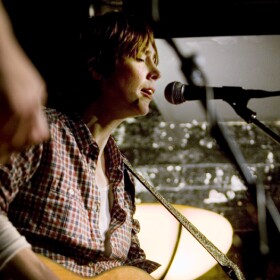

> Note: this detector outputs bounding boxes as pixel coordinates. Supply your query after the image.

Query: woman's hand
[0,247,60,280]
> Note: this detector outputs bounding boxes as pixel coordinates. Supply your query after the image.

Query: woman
[0,11,161,279]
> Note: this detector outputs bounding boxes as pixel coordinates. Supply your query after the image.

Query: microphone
[164,81,280,105]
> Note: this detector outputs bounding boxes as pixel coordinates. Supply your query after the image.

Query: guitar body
[37,254,155,280]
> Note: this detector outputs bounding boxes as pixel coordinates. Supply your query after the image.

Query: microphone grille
[164,81,185,104]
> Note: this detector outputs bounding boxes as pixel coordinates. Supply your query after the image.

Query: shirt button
[88,261,94,267]
[94,203,100,212]
[68,189,74,196]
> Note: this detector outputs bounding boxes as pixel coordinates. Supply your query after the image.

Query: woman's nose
[149,64,161,80]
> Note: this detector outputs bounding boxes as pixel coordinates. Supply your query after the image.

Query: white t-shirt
[98,184,111,241]
[0,214,31,270]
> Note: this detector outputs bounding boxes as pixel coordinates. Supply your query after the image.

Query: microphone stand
[224,98,280,145]
[164,37,279,279]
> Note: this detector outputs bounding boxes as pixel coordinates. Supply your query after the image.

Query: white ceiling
[154,35,280,122]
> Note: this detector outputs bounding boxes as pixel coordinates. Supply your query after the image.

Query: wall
[113,102,280,279]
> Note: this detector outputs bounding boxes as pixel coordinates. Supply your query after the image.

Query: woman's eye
[136,57,145,62]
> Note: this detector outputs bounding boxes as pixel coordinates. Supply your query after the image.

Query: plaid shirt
[0,108,160,277]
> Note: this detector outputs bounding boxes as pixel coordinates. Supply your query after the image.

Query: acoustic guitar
[37,254,155,280]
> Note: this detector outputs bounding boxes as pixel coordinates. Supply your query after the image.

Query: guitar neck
[123,158,246,280]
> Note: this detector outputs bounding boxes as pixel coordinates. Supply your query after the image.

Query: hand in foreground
[0,1,50,163]
[0,247,60,280]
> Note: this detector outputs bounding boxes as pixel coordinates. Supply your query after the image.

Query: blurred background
[3,0,280,279]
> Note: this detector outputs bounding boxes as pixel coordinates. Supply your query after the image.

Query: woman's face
[99,42,161,119]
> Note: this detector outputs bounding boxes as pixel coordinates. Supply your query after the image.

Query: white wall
[154,35,280,122]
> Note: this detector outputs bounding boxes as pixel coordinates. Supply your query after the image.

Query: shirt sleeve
[0,138,44,271]
[125,216,161,274]
[0,144,43,213]
[0,213,31,270]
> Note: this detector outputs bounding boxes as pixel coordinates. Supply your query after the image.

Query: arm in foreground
[0,0,49,163]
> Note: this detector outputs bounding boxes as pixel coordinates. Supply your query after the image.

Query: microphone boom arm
[225,99,280,145]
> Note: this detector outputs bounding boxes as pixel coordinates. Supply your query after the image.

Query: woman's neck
[82,104,123,153]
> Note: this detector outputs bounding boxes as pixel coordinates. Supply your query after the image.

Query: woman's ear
[88,57,103,81]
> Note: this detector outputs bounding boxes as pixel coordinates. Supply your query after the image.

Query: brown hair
[48,12,158,115]
[83,11,159,77]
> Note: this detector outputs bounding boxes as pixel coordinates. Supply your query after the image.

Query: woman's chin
[128,99,151,117]
[139,100,152,115]
[138,105,150,116]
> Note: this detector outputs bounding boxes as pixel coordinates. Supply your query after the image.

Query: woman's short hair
[83,12,158,77]
[48,12,158,115]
